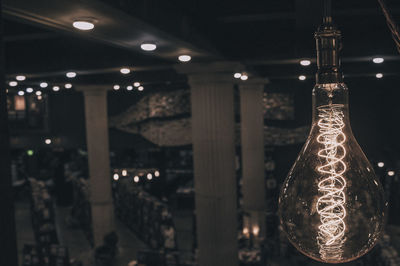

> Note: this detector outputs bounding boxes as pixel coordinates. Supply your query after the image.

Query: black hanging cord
[377,0,400,54]
[323,0,332,21]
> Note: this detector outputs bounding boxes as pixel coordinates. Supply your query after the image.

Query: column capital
[75,84,111,95]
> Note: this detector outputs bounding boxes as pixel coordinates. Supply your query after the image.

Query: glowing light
[372,57,384,64]
[18,91,25,96]
[178,55,191,62]
[45,138,52,145]
[113,85,120,91]
[133,176,139,183]
[147,173,153,180]
[316,104,347,260]
[376,73,383,79]
[377,162,385,168]
[26,88,33,93]
[113,174,119,181]
[66,72,77,78]
[27,150,34,156]
[133,82,140,87]
[299,75,306,81]
[234,73,242,79]
[16,75,26,81]
[300,59,311,66]
[120,68,130,74]
[65,83,72,89]
[127,85,133,91]
[36,91,42,96]
[154,170,160,177]
[9,81,17,87]
[242,227,249,236]
[73,21,95,31]
[138,86,144,91]
[252,225,260,236]
[52,86,60,92]
[122,169,128,176]
[37,95,42,100]
[240,74,248,81]
[141,43,157,51]
[388,171,395,176]
[40,82,48,88]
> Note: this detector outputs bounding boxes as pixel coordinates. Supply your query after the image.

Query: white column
[239,81,266,238]
[189,73,239,266]
[82,87,114,247]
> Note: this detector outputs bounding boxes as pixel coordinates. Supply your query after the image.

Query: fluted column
[81,86,114,247]
[189,73,238,266]
[239,80,267,238]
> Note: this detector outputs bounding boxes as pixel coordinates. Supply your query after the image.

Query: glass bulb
[278,82,387,263]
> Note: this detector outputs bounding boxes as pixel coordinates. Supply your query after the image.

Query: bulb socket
[315,17,343,84]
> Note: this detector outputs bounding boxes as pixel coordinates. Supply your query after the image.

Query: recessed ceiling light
[18,91,25,96]
[138,86,144,91]
[234,73,242,79]
[113,85,120,90]
[122,169,127,176]
[36,91,42,96]
[16,75,26,81]
[52,86,60,91]
[147,173,153,180]
[178,55,191,62]
[65,83,72,89]
[372,57,384,64]
[133,176,139,183]
[127,85,133,91]
[141,43,157,51]
[113,174,119,181]
[377,162,385,168]
[240,74,248,81]
[73,20,95,31]
[300,59,311,66]
[9,81,18,87]
[376,73,383,79]
[154,170,160,177]
[120,68,131,74]
[388,170,395,176]
[45,138,52,145]
[66,72,77,78]
[133,82,140,87]
[40,82,48,88]
[26,88,33,93]
[299,75,306,81]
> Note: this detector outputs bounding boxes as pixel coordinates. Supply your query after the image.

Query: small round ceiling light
[9,81,18,87]
[18,91,25,96]
[300,59,311,66]
[26,88,33,93]
[45,138,52,145]
[138,86,144,91]
[372,57,384,64]
[134,176,139,183]
[16,75,26,81]
[113,174,119,181]
[52,86,60,92]
[240,74,248,81]
[388,170,395,176]
[141,42,157,51]
[40,82,48,88]
[154,170,160,177]
[377,162,385,168]
[127,85,133,91]
[178,55,191,62]
[376,73,383,79]
[36,91,42,96]
[66,72,77,78]
[120,68,131,74]
[147,173,153,180]
[234,73,242,79]
[133,82,140,87]
[73,20,95,31]
[113,85,120,91]
[65,83,72,89]
[298,75,306,81]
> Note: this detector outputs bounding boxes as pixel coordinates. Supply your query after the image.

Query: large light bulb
[278,17,386,264]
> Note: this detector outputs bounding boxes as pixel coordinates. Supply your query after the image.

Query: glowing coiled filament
[316,104,347,260]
